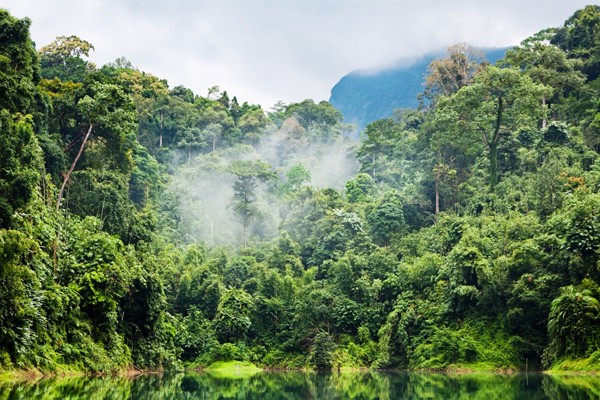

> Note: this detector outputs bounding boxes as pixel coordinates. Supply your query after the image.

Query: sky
[2,0,594,109]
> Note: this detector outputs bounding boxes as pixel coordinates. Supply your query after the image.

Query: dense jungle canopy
[1,5,600,373]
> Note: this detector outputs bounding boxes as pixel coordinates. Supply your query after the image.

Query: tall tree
[504,30,585,128]
[39,35,95,82]
[434,66,547,191]
[356,119,402,183]
[422,43,486,104]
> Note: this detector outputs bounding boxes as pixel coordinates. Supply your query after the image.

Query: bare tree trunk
[57,123,93,210]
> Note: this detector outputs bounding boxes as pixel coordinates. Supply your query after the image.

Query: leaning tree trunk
[56,123,93,210]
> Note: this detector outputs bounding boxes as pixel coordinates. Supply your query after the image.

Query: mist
[170,117,359,247]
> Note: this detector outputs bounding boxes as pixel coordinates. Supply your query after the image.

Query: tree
[427,99,482,211]
[432,163,456,217]
[177,126,206,165]
[356,119,402,183]
[227,159,276,247]
[422,43,486,104]
[39,35,95,82]
[212,288,255,343]
[279,163,311,196]
[197,103,233,151]
[0,10,40,114]
[545,284,600,366]
[345,173,375,203]
[434,66,546,191]
[504,30,585,128]
[103,67,172,154]
[367,190,405,246]
[0,113,43,228]
[308,330,335,370]
[551,5,600,81]
[284,99,342,130]
[237,107,269,144]
[0,10,44,227]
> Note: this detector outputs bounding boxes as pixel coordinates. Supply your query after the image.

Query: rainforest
[1,5,600,376]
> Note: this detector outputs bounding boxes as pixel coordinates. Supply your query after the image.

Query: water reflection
[1,370,600,399]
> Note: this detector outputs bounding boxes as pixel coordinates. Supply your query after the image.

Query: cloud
[2,0,592,108]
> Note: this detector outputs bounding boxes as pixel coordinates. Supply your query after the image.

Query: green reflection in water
[1,371,600,399]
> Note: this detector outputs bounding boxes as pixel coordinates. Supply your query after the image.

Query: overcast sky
[2,0,593,109]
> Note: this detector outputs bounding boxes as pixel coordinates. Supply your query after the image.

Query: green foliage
[411,322,521,370]
[548,191,600,269]
[39,35,95,82]
[366,190,405,246]
[552,5,600,80]
[308,330,336,370]
[279,163,311,196]
[60,218,131,335]
[228,159,276,246]
[212,288,255,343]
[282,99,342,131]
[434,65,547,191]
[175,308,218,363]
[0,230,43,367]
[0,10,40,114]
[345,173,375,203]
[0,113,43,227]
[544,283,600,367]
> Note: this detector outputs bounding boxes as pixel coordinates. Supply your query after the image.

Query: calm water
[1,370,600,399]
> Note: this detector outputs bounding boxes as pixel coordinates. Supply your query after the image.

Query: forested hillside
[1,5,600,374]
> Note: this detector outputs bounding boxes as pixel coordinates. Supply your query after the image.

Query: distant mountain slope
[329,47,509,130]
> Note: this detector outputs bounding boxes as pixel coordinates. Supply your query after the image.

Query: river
[1,370,599,399]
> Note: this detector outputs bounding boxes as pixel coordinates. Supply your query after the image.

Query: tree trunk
[57,123,93,210]
[489,142,498,192]
[372,155,376,179]
[434,173,440,217]
[488,96,503,192]
[541,94,547,130]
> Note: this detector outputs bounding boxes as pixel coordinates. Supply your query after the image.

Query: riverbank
[2,358,600,383]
